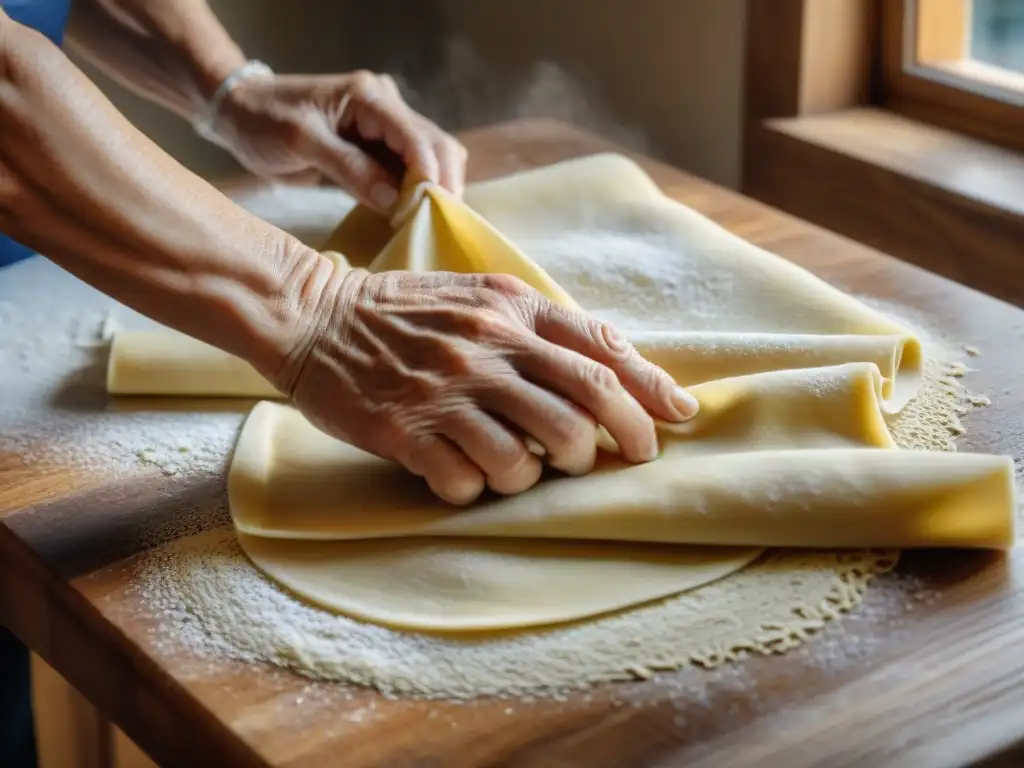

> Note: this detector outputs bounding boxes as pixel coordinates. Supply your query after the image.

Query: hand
[284,268,700,505]
[214,70,467,214]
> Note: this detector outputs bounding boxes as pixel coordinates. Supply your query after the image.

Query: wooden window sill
[744,106,1024,306]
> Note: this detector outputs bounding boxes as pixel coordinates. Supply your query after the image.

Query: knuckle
[461,308,510,340]
[384,370,445,409]
[378,414,417,455]
[351,69,375,85]
[481,273,529,297]
[379,73,402,97]
[592,321,636,362]
[491,436,528,472]
[552,415,592,453]
[578,362,620,396]
[642,360,677,394]
[349,70,380,97]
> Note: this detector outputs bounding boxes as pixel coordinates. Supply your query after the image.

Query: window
[880,0,1024,153]
[742,0,1024,306]
[973,0,1024,73]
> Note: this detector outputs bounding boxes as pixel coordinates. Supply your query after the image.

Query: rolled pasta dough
[108,154,1017,633]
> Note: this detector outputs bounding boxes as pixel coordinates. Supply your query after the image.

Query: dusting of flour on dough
[3,192,987,700]
[125,223,982,700]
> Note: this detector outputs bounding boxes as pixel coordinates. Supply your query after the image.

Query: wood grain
[4,119,1024,767]
[745,107,1024,306]
[742,0,878,124]
[743,0,805,122]
[799,0,878,113]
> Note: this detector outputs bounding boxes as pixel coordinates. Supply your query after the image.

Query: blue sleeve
[1,0,73,45]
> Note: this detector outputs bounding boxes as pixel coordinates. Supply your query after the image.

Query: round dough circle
[237,533,762,632]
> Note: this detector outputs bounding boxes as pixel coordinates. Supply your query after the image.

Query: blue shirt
[0,0,73,267]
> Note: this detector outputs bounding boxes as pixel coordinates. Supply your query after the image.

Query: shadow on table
[47,349,107,413]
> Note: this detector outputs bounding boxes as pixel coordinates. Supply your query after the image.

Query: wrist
[140,1,247,115]
[187,47,247,103]
[251,240,349,397]
[192,59,272,143]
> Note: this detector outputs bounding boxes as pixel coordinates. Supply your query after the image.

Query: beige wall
[434,0,748,187]
[71,0,747,188]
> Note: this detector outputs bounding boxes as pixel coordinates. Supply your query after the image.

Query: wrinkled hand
[214,70,466,213]
[286,269,700,505]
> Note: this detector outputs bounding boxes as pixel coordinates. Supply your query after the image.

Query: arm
[0,11,327,382]
[63,0,462,210]
[1,11,695,504]
[64,0,246,122]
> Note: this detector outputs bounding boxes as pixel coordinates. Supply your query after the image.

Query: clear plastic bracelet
[193,60,274,143]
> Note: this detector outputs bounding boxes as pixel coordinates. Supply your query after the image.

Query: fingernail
[641,434,660,462]
[670,387,700,421]
[370,183,398,211]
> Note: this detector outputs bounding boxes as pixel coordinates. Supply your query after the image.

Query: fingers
[534,304,700,423]
[514,338,660,464]
[441,410,543,494]
[392,410,543,502]
[341,72,467,199]
[355,98,440,185]
[272,168,323,187]
[484,380,598,476]
[434,137,468,198]
[395,433,486,506]
[303,128,401,214]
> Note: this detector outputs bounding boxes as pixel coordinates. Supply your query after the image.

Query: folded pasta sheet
[107,154,1016,632]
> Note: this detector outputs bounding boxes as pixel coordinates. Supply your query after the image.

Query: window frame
[879,0,1024,155]
[742,0,1024,307]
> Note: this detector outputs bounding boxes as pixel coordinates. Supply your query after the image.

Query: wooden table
[3,119,1024,768]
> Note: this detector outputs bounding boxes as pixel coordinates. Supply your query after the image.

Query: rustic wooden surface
[741,0,1024,309]
[3,119,1024,768]
[745,107,1024,307]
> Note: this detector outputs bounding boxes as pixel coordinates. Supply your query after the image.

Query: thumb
[305,131,401,215]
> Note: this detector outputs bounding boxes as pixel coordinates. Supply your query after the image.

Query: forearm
[64,0,246,121]
[0,14,336,384]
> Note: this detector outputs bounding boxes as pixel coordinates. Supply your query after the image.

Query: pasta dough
[108,329,280,398]
[107,154,1017,634]
[228,375,1013,550]
[237,533,762,632]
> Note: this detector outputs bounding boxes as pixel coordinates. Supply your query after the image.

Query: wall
[70,0,747,188]
[434,0,748,187]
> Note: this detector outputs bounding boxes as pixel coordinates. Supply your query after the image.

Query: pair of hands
[213,70,700,504]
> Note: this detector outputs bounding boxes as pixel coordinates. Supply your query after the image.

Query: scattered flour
[132,528,898,700]
[0,260,240,482]
[0,185,351,480]
[1,188,995,701]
